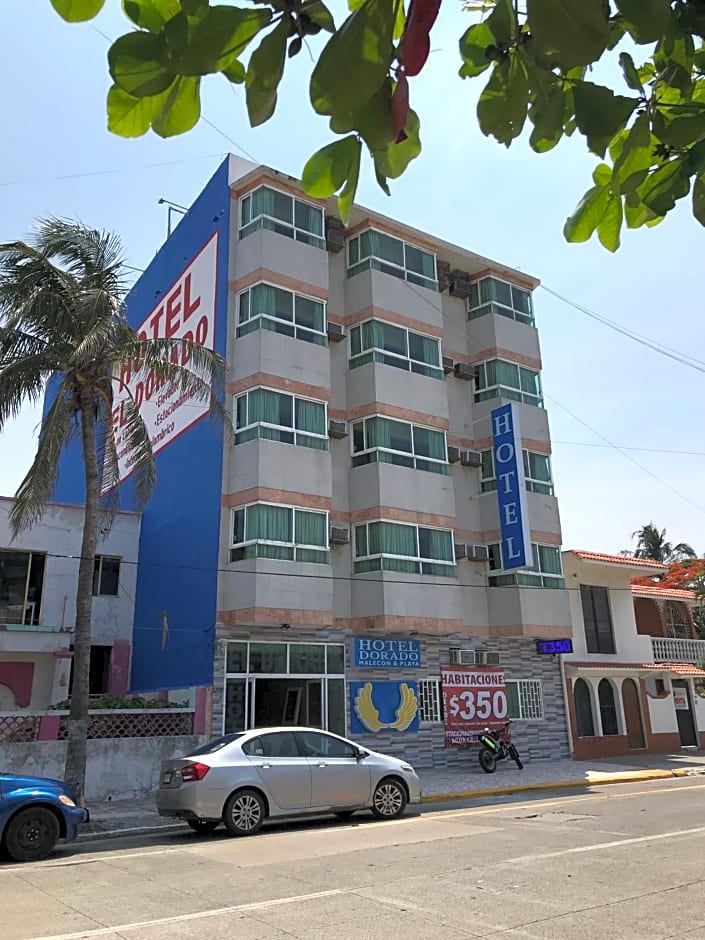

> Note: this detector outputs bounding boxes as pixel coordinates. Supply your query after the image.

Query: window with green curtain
[251,186,292,223]
[295,398,325,435]
[294,199,323,236]
[481,450,494,479]
[488,277,513,307]
[408,331,440,366]
[526,451,551,483]
[350,325,362,356]
[369,230,404,266]
[512,286,532,315]
[380,321,406,355]
[370,521,417,557]
[505,681,520,719]
[494,359,520,388]
[404,244,435,280]
[418,528,453,561]
[520,367,541,396]
[239,291,251,323]
[248,503,291,542]
[295,509,326,547]
[355,525,367,557]
[413,426,445,460]
[538,545,562,576]
[249,388,291,426]
[250,283,293,321]
[295,295,324,332]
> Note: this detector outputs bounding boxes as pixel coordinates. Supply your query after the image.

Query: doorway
[673,681,698,747]
[622,678,645,749]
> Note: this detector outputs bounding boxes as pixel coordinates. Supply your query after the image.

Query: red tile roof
[631,584,697,601]
[570,550,668,570]
[653,662,705,677]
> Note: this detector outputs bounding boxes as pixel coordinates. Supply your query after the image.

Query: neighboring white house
[0,497,141,710]
[562,550,705,759]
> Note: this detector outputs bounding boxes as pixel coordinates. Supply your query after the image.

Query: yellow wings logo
[353,682,418,733]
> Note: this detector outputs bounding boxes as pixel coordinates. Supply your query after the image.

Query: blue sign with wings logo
[349,681,419,734]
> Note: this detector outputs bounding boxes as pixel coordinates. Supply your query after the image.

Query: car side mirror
[355,747,368,761]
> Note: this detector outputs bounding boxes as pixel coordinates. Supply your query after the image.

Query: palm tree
[630,523,697,563]
[0,219,227,802]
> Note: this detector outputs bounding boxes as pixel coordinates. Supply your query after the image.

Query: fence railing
[0,709,195,743]
[651,636,705,664]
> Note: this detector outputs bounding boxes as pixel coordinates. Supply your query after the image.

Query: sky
[1,3,704,556]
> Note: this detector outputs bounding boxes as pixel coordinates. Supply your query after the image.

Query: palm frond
[0,341,58,430]
[115,394,157,509]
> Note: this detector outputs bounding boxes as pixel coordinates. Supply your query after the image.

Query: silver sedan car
[156,726,421,836]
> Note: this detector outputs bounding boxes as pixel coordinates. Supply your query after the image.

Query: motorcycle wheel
[478,748,497,774]
[508,744,523,769]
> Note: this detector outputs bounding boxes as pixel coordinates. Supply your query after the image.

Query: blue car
[0,773,89,862]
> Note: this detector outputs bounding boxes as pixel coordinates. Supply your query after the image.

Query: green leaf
[107,83,169,136]
[638,158,690,215]
[596,193,623,251]
[614,0,671,44]
[122,0,180,33]
[564,180,611,242]
[373,108,422,178]
[527,0,609,69]
[523,52,565,154]
[181,0,208,13]
[152,75,201,136]
[607,14,627,50]
[612,112,652,194]
[693,174,705,227]
[330,80,394,152]
[222,58,246,83]
[301,135,362,223]
[624,195,662,229]
[572,81,639,156]
[50,0,104,21]
[485,0,516,45]
[477,52,529,146]
[168,5,272,75]
[245,19,289,127]
[619,52,643,92]
[459,21,495,78]
[338,138,362,222]
[592,162,612,186]
[108,32,174,98]
[301,0,336,33]
[310,0,395,117]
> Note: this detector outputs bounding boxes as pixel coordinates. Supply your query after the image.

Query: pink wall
[107,640,131,696]
[0,662,35,708]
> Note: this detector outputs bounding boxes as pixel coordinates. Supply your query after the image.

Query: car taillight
[180,762,210,782]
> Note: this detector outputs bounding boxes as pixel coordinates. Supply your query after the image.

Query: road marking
[503,824,705,864]
[31,888,345,940]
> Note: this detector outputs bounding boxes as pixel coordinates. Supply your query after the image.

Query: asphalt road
[3,778,705,940]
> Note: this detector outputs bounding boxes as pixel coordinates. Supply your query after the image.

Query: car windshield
[188,733,245,756]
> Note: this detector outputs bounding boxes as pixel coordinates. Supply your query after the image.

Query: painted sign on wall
[350,681,419,734]
[353,638,421,668]
[673,688,690,710]
[491,402,532,570]
[109,232,219,486]
[441,666,508,746]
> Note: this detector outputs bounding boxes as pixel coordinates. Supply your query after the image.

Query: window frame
[506,679,544,720]
[351,415,448,475]
[580,585,616,654]
[239,185,325,249]
[487,542,565,589]
[347,228,438,291]
[92,555,121,597]
[236,282,328,346]
[468,276,535,326]
[235,386,329,451]
[353,519,457,578]
[348,318,443,380]
[474,358,543,408]
[230,502,330,564]
[480,449,554,495]
[0,549,45,626]
[418,678,444,723]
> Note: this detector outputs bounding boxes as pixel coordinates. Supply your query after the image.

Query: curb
[79,822,183,842]
[419,767,698,804]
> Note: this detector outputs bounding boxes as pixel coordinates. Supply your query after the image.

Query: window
[191,734,244,755]
[93,556,120,596]
[347,229,437,291]
[488,543,565,589]
[468,277,534,326]
[574,679,595,736]
[230,503,329,564]
[354,521,456,577]
[581,585,616,654]
[665,602,690,640]
[481,449,554,495]
[239,185,324,249]
[89,645,111,694]
[237,283,327,347]
[349,319,443,379]
[352,416,448,475]
[251,731,301,758]
[297,730,357,758]
[506,679,544,719]
[474,359,543,407]
[0,550,45,625]
[236,387,328,451]
[418,678,443,722]
[598,679,619,735]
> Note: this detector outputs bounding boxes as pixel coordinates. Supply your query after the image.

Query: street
[3,778,705,940]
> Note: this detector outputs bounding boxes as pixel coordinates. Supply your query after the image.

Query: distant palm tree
[630,523,697,563]
[0,219,227,802]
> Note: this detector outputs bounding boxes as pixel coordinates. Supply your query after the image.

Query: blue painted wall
[50,158,231,691]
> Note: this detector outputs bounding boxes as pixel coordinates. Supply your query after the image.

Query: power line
[0,154,224,189]
[552,441,705,457]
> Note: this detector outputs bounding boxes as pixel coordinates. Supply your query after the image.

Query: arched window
[574,679,595,737]
[665,602,690,640]
[598,679,619,735]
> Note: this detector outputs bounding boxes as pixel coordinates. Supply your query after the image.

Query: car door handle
[317,762,328,768]
[256,763,271,770]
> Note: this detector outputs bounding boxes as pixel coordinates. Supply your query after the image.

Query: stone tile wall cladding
[211,629,570,768]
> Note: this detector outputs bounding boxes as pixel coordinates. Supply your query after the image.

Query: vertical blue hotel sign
[491,403,532,570]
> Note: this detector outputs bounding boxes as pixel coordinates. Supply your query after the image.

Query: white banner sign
[110,233,219,487]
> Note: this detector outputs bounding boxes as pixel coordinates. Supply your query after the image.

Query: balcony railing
[651,636,705,664]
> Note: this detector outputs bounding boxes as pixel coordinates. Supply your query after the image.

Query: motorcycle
[477,722,523,774]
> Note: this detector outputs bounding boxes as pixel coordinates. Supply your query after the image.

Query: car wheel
[371,779,407,820]
[186,819,220,835]
[223,789,265,836]
[3,807,61,863]
[335,811,355,822]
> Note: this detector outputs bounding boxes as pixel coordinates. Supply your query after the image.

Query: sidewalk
[80,750,705,841]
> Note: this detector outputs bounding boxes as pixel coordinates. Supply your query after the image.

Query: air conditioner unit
[449,648,476,665]
[449,270,471,299]
[326,321,345,343]
[485,651,501,666]
[329,525,351,545]
[460,449,482,468]
[447,445,461,464]
[328,419,348,439]
[454,362,476,381]
[442,355,455,375]
[467,545,489,562]
[454,542,468,560]
[436,259,451,293]
[325,216,345,253]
